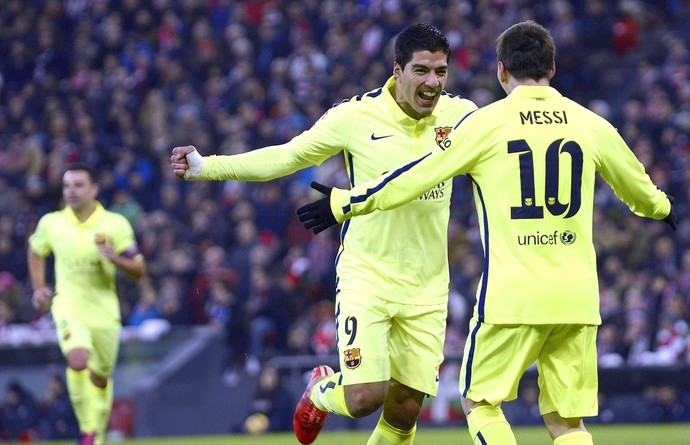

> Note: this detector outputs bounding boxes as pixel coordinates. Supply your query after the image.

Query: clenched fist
[170,145,204,179]
[32,287,53,313]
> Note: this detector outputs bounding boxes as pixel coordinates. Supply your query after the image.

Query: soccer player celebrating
[28,164,147,445]
[297,21,678,445]
[171,23,477,445]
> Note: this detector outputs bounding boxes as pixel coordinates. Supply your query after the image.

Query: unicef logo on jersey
[516,230,577,247]
[560,230,577,245]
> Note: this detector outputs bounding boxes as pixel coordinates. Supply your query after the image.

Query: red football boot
[78,432,96,445]
[293,365,335,444]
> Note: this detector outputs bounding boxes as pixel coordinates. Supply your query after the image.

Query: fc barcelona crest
[434,126,453,149]
[344,348,362,369]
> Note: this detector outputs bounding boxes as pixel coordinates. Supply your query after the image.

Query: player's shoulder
[315,86,385,125]
[331,86,386,110]
[565,96,612,125]
[102,209,134,229]
[39,208,66,223]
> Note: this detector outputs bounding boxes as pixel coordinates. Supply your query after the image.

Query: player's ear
[393,62,402,79]
[549,62,556,80]
[497,61,508,83]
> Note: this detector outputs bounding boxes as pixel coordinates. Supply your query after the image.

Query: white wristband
[183,150,204,180]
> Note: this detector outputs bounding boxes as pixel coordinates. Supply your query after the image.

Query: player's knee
[398,400,422,425]
[348,393,384,418]
[66,349,89,371]
[386,381,424,428]
[345,385,386,418]
[543,411,585,439]
[383,403,420,431]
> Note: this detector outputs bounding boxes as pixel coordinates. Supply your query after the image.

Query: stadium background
[1,0,690,441]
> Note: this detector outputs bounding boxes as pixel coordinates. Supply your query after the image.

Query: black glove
[663,195,678,232]
[296,181,338,234]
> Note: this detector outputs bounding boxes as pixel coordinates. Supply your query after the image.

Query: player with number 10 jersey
[329,85,671,326]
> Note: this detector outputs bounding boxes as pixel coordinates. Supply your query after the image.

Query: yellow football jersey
[29,202,139,323]
[199,76,477,304]
[331,85,671,323]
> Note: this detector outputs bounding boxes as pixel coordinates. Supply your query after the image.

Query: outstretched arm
[169,138,342,182]
[169,102,358,183]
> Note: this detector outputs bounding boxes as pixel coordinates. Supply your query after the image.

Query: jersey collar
[509,85,562,99]
[64,201,105,225]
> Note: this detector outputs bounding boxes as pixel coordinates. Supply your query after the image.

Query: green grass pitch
[12,423,690,444]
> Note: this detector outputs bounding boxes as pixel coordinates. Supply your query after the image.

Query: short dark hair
[496,20,555,81]
[394,23,450,68]
[65,163,97,183]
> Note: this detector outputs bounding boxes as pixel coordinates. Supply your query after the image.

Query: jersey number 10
[508,138,583,220]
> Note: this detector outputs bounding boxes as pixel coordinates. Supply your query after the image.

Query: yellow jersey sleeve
[594,119,671,218]
[194,76,478,305]
[28,214,55,257]
[198,104,358,181]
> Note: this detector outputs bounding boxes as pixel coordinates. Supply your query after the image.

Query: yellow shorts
[335,290,447,397]
[459,317,598,418]
[53,306,121,377]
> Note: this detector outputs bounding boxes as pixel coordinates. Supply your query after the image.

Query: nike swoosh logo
[371,133,393,140]
[319,381,336,393]
[436,375,440,382]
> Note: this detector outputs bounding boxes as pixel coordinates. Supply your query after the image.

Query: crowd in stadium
[1,0,690,390]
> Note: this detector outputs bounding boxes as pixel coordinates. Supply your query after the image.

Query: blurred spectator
[2,380,40,441]
[309,299,336,356]
[157,276,193,326]
[39,374,79,440]
[240,366,292,434]
[127,277,160,327]
[242,267,292,373]
[644,385,690,423]
[0,232,27,281]
[0,299,17,329]
[205,280,235,330]
[190,244,239,324]
[0,271,27,325]
[109,189,144,230]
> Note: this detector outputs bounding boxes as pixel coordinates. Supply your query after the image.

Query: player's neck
[72,201,97,222]
[391,84,424,120]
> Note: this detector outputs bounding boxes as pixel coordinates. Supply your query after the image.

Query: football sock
[88,376,114,445]
[366,413,416,445]
[310,372,353,417]
[67,368,95,433]
[467,404,517,445]
[553,431,593,445]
